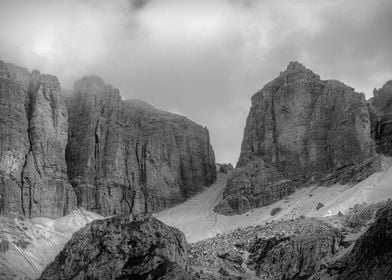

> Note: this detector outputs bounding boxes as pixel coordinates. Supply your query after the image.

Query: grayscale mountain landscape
[1,1,392,279]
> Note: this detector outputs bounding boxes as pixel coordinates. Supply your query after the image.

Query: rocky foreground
[32,201,392,280]
[39,214,191,280]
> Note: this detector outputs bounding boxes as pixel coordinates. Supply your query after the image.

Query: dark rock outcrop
[247,222,341,280]
[66,76,216,216]
[190,218,342,280]
[335,201,392,280]
[216,61,378,215]
[214,159,295,215]
[369,81,392,155]
[239,61,376,182]
[39,214,192,280]
[0,61,76,218]
[215,163,234,174]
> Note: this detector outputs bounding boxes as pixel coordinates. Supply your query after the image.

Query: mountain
[0,61,216,218]
[215,62,379,215]
[66,76,216,216]
[2,59,392,280]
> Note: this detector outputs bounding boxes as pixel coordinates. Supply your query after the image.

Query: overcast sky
[0,0,391,164]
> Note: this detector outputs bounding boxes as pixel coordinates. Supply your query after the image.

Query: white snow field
[155,156,392,243]
[0,209,103,280]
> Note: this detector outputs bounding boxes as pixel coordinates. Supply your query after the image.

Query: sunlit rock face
[216,62,378,215]
[0,60,76,218]
[66,76,216,216]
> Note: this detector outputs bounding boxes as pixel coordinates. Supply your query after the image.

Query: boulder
[39,214,192,280]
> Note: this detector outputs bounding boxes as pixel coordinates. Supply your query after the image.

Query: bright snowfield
[155,156,392,243]
[0,209,103,280]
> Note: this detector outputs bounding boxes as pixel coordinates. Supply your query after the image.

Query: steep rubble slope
[0,60,76,218]
[156,157,392,243]
[66,76,216,216]
[39,214,191,280]
[216,61,378,215]
[0,209,103,280]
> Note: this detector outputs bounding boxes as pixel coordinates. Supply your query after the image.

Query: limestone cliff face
[369,81,392,156]
[39,214,192,280]
[239,61,375,181]
[216,62,377,215]
[0,61,216,219]
[214,159,295,215]
[0,61,76,218]
[66,76,216,216]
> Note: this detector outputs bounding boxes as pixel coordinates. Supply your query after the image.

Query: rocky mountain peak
[218,62,378,215]
[0,60,31,85]
[380,80,392,91]
[285,61,307,72]
[372,80,392,112]
[74,75,118,98]
[279,61,320,81]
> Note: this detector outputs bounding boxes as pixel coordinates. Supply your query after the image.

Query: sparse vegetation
[270,207,282,216]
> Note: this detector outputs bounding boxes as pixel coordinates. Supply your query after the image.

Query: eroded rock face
[190,218,342,280]
[66,76,216,216]
[239,61,376,182]
[335,201,392,280]
[247,224,341,280]
[39,214,191,280]
[217,62,377,215]
[214,159,295,215]
[0,61,76,218]
[369,81,392,156]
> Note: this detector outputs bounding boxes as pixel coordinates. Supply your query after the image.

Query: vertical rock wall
[0,61,216,218]
[216,62,378,215]
[0,61,76,218]
[66,76,216,216]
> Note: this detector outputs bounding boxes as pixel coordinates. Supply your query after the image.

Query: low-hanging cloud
[0,0,391,164]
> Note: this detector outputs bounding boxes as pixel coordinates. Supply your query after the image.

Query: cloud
[0,0,391,164]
